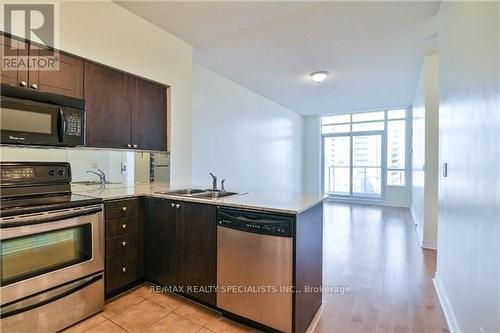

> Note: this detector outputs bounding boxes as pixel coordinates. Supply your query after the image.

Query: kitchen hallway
[311,202,448,333]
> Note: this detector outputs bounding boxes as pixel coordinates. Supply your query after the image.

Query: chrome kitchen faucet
[209,172,217,190]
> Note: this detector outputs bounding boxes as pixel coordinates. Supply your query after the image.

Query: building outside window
[321,109,409,199]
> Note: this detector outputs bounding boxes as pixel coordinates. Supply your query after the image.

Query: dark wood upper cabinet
[29,46,84,98]
[177,202,217,306]
[84,62,167,151]
[129,76,167,151]
[84,61,131,149]
[145,198,178,287]
[1,35,83,98]
[1,34,168,151]
[0,35,28,87]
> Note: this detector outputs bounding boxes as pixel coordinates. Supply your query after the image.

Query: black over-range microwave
[0,83,85,147]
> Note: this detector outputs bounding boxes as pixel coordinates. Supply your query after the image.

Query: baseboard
[410,208,424,244]
[306,301,327,333]
[410,209,437,250]
[327,197,410,208]
[433,273,460,333]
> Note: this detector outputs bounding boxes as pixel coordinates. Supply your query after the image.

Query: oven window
[0,108,53,134]
[0,225,92,286]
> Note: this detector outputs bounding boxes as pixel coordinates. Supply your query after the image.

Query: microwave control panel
[65,113,82,137]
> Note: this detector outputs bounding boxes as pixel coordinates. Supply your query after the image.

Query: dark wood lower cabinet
[106,250,141,293]
[145,197,177,287]
[105,196,323,332]
[177,201,217,305]
[104,198,143,298]
[145,198,217,306]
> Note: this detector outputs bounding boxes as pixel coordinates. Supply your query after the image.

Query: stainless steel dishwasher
[216,208,293,333]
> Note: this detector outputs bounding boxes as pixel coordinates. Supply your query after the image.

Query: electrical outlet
[91,162,98,169]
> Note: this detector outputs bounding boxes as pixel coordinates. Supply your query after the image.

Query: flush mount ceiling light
[310,71,329,82]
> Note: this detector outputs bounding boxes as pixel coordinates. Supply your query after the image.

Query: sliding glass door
[323,135,351,196]
[351,133,383,198]
[323,132,383,199]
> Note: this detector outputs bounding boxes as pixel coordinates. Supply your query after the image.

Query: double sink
[155,188,240,199]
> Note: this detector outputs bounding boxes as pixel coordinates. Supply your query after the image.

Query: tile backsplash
[0,146,169,185]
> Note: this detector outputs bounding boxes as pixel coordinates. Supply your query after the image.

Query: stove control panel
[1,167,35,181]
[0,162,71,186]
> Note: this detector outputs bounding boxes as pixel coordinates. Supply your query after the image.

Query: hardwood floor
[311,202,448,333]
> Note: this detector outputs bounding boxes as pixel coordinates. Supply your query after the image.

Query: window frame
[385,114,407,186]
[321,108,410,198]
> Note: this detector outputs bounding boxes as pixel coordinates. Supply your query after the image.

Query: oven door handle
[0,206,102,228]
[0,272,103,319]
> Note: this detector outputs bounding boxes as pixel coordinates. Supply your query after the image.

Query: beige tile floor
[63,284,257,333]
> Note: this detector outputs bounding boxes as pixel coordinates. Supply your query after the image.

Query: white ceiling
[117,1,440,115]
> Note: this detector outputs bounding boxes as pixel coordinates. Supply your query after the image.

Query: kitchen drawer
[105,198,139,220]
[106,233,141,257]
[105,250,141,293]
[105,216,139,238]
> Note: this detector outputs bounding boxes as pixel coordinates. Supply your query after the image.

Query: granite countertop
[72,182,326,214]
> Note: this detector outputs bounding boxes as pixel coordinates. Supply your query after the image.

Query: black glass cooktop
[0,193,103,217]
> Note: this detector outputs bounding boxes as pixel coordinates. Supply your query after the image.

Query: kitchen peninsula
[73,182,325,333]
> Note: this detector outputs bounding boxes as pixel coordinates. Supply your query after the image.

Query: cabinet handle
[126,144,132,148]
[171,203,175,208]
[176,204,181,209]
[19,81,27,87]
[122,267,127,273]
[30,83,38,89]
[122,241,127,247]
[121,224,127,229]
[133,144,138,148]
[122,206,127,212]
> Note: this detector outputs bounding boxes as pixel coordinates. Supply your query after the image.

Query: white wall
[134,152,151,183]
[0,1,193,184]
[435,2,500,333]
[191,64,302,192]
[302,116,321,194]
[411,53,439,249]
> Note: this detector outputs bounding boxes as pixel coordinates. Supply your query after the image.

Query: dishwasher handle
[217,208,293,237]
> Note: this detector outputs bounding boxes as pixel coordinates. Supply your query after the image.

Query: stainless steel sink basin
[156,188,207,196]
[193,191,240,199]
[155,188,240,199]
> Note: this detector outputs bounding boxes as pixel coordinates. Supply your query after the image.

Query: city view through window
[322,109,407,198]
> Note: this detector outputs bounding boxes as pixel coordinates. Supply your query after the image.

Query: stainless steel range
[0,162,104,332]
